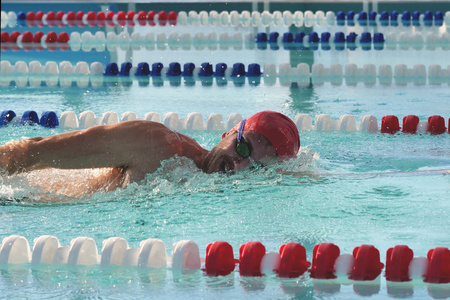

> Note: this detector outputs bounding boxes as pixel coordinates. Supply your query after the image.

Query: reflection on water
[288,86,318,115]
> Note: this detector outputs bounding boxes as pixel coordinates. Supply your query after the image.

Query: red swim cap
[222,111,300,159]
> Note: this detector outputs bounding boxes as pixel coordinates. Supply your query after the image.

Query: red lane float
[33,31,44,51]
[97,11,106,27]
[168,11,178,25]
[23,31,37,51]
[310,243,340,279]
[86,11,97,27]
[239,241,266,276]
[66,11,76,27]
[402,115,420,133]
[56,11,65,27]
[26,11,35,21]
[75,11,85,27]
[58,32,70,51]
[137,11,147,26]
[278,242,310,278]
[106,11,115,27]
[425,247,450,284]
[350,245,384,281]
[0,31,70,51]
[1,32,10,51]
[8,31,21,51]
[385,245,414,282]
[158,11,168,26]
[205,241,237,276]
[16,10,178,27]
[116,11,127,26]
[35,11,45,28]
[381,115,401,134]
[46,11,56,27]
[127,11,136,27]
[45,31,58,51]
[148,11,156,26]
[427,115,447,135]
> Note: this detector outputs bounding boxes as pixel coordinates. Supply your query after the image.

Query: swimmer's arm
[0,120,176,174]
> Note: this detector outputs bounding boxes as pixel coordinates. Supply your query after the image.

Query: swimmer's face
[202,131,278,174]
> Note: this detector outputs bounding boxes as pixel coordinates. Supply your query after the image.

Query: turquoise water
[1,126,450,298]
[1,3,450,299]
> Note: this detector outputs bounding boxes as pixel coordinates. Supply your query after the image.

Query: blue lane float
[0,110,16,126]
[214,63,227,77]
[167,62,182,77]
[151,62,163,76]
[135,62,150,76]
[104,62,119,76]
[119,62,132,76]
[0,110,60,128]
[256,31,386,51]
[182,62,195,77]
[40,111,59,128]
[21,110,39,125]
[199,62,213,77]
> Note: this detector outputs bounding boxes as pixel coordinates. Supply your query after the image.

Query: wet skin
[202,131,278,174]
[0,121,280,198]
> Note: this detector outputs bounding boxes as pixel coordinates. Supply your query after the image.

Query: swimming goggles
[236,119,251,158]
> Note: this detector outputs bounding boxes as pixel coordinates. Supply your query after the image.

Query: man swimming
[0,111,300,197]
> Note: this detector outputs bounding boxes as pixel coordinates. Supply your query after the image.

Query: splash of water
[0,148,319,204]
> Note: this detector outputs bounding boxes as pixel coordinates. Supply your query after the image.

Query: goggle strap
[237,119,246,142]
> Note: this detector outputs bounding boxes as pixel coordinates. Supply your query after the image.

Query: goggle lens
[236,141,250,158]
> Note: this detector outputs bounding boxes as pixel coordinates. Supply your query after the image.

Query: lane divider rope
[1,61,449,88]
[1,110,449,135]
[2,30,450,52]
[0,235,449,289]
[2,10,449,28]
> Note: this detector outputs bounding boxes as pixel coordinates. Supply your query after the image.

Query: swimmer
[0,111,300,198]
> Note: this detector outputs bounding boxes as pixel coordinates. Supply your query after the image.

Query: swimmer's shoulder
[108,120,173,135]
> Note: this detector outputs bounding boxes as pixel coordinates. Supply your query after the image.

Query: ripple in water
[0,147,319,204]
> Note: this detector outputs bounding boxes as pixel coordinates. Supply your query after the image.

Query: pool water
[1,126,449,298]
[1,2,450,299]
